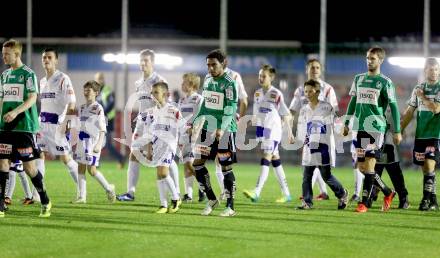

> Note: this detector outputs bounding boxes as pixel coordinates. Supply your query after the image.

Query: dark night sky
[1,0,438,43]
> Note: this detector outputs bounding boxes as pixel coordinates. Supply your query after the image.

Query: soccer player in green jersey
[0,39,51,217]
[343,46,402,213]
[401,57,440,211]
[192,49,238,217]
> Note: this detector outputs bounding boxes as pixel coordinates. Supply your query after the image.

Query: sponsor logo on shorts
[0,144,13,154]
[194,144,211,156]
[356,148,366,158]
[17,147,33,158]
[425,146,436,153]
[415,152,425,162]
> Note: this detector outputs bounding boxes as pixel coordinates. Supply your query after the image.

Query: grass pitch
[1,161,440,258]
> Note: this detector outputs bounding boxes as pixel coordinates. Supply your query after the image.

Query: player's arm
[342,96,356,136]
[219,82,238,135]
[328,86,341,116]
[400,105,416,133]
[278,93,294,143]
[416,88,440,114]
[3,92,37,123]
[385,82,402,144]
[93,108,107,153]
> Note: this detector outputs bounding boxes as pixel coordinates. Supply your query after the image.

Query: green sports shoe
[39,201,52,218]
[275,195,292,203]
[243,190,259,203]
[0,211,4,218]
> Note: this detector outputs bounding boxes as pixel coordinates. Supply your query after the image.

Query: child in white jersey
[178,73,204,203]
[243,64,294,203]
[134,82,182,213]
[296,79,348,210]
[73,80,116,204]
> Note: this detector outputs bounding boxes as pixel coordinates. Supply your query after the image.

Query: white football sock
[5,170,16,198]
[312,167,328,194]
[354,168,365,196]
[215,161,224,193]
[169,160,180,195]
[77,173,86,200]
[66,159,79,184]
[274,165,290,197]
[127,160,140,195]
[17,172,32,199]
[254,165,269,196]
[93,171,111,192]
[184,175,195,198]
[157,179,169,208]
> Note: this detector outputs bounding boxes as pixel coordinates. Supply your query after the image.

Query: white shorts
[258,138,280,156]
[37,123,71,155]
[74,138,101,166]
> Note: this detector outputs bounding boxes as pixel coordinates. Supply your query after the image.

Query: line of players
[3,41,439,217]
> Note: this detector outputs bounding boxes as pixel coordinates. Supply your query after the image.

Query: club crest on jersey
[18,75,24,82]
[375,81,382,89]
[219,83,225,90]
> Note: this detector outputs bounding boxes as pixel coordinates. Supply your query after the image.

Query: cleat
[22,198,34,205]
[168,199,182,214]
[382,190,396,212]
[243,190,259,203]
[355,203,368,213]
[106,184,116,203]
[296,200,312,210]
[198,190,206,203]
[182,194,193,203]
[4,197,11,205]
[72,198,86,204]
[116,193,135,202]
[429,195,439,211]
[39,201,52,218]
[398,197,410,209]
[338,189,349,210]
[275,195,292,203]
[155,206,168,214]
[219,207,236,217]
[315,192,330,201]
[201,199,219,216]
[419,199,430,211]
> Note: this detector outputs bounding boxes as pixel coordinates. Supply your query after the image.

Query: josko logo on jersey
[203,91,224,110]
[3,84,24,102]
[357,87,379,105]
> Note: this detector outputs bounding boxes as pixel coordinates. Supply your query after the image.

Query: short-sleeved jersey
[40,70,76,124]
[348,73,397,133]
[253,86,289,141]
[289,79,339,113]
[225,68,248,100]
[407,82,440,139]
[134,103,182,155]
[178,92,203,128]
[78,101,107,140]
[134,72,166,111]
[195,72,238,132]
[0,65,39,133]
[298,101,336,166]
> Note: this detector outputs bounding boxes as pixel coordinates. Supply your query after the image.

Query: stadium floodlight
[388,57,440,69]
[102,52,183,69]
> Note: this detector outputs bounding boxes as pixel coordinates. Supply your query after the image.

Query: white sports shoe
[72,197,86,204]
[219,207,236,217]
[201,199,219,216]
[106,184,116,203]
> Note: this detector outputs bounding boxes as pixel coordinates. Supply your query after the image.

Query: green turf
[1,161,440,258]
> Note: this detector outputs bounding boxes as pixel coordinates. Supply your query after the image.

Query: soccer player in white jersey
[132,82,182,213]
[289,59,339,201]
[296,79,348,210]
[36,48,78,201]
[242,64,293,203]
[72,80,116,203]
[205,52,249,199]
[117,49,180,201]
[178,73,203,203]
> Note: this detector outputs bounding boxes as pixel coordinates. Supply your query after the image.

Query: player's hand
[342,125,349,136]
[3,110,18,123]
[415,88,425,98]
[288,133,295,144]
[393,133,402,145]
[215,129,224,140]
[93,146,101,153]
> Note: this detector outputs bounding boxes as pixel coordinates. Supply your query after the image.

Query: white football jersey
[178,92,203,127]
[134,72,167,111]
[253,86,289,142]
[77,101,107,140]
[289,79,339,113]
[298,101,336,166]
[39,70,76,124]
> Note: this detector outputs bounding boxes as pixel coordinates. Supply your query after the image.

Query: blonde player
[117,49,180,201]
[178,73,203,202]
[133,82,182,213]
[296,79,348,210]
[35,48,78,201]
[72,80,115,203]
[243,64,293,203]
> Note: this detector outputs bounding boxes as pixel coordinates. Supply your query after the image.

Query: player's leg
[385,162,409,209]
[312,168,329,200]
[75,163,87,203]
[14,160,33,204]
[214,157,225,198]
[5,164,16,205]
[169,159,180,197]
[319,165,348,209]
[156,165,181,213]
[183,161,195,202]
[117,152,139,201]
[218,132,238,217]
[243,146,270,202]
[272,152,291,203]
[298,166,314,209]
[0,159,10,217]
[59,154,79,185]
[88,165,115,203]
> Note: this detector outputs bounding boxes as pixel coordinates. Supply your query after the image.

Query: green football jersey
[194,72,238,132]
[345,73,400,133]
[407,82,440,139]
[0,65,39,133]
